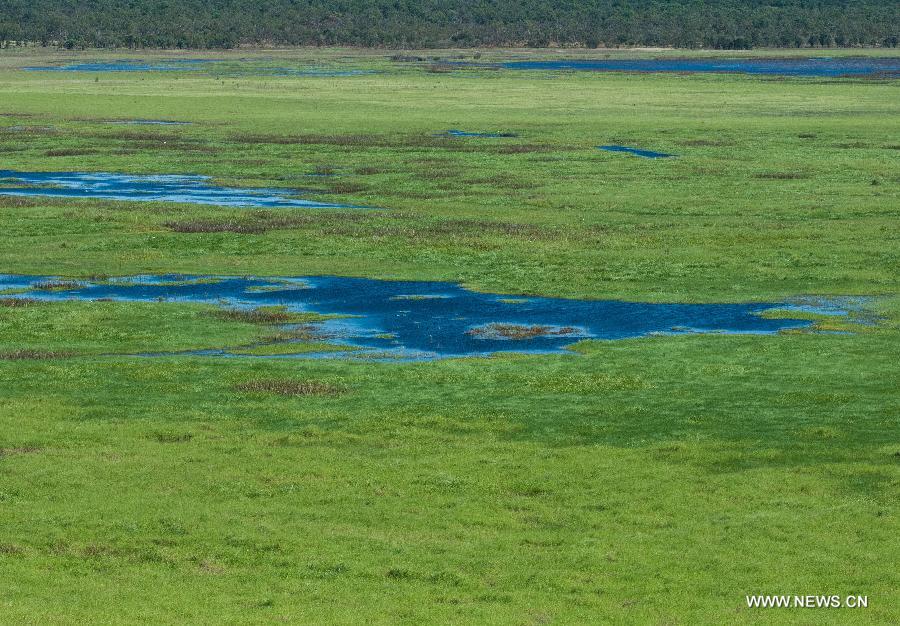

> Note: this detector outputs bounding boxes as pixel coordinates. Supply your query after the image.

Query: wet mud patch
[0,274,854,361]
[0,170,368,209]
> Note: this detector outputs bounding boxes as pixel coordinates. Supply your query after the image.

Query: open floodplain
[0,48,898,623]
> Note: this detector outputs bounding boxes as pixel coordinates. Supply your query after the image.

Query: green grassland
[0,49,898,623]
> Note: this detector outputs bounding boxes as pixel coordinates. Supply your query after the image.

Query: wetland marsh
[0,47,897,624]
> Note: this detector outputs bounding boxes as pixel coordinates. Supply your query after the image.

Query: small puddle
[439,129,518,138]
[0,274,848,361]
[0,170,366,209]
[599,145,674,158]
[493,57,900,77]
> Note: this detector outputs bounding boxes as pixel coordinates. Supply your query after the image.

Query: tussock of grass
[681,138,734,146]
[234,379,346,397]
[98,130,182,142]
[754,171,810,180]
[164,212,368,235]
[165,219,271,234]
[45,148,98,157]
[467,323,579,340]
[211,306,302,324]
[0,196,42,210]
[149,431,193,443]
[0,298,41,307]
[230,132,555,153]
[32,280,81,291]
[0,445,41,457]
[327,181,369,194]
[526,372,650,393]
[0,349,73,360]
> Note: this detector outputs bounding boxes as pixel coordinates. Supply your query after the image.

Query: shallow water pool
[0,170,364,209]
[496,57,900,77]
[0,274,845,360]
[24,60,212,72]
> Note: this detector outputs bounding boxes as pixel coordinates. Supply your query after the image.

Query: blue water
[0,170,364,209]
[440,129,518,138]
[0,274,836,360]
[495,57,900,77]
[104,119,191,126]
[599,145,674,158]
[23,60,373,77]
[24,59,212,72]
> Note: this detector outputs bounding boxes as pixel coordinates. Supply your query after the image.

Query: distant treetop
[1,0,897,49]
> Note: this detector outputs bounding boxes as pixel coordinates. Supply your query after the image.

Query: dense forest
[0,1,897,50]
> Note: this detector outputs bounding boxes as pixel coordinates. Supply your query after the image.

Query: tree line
[1,0,897,50]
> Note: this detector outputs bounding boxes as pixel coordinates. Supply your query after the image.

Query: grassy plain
[0,48,898,624]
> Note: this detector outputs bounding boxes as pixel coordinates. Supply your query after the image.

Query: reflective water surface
[0,274,845,360]
[0,170,364,209]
